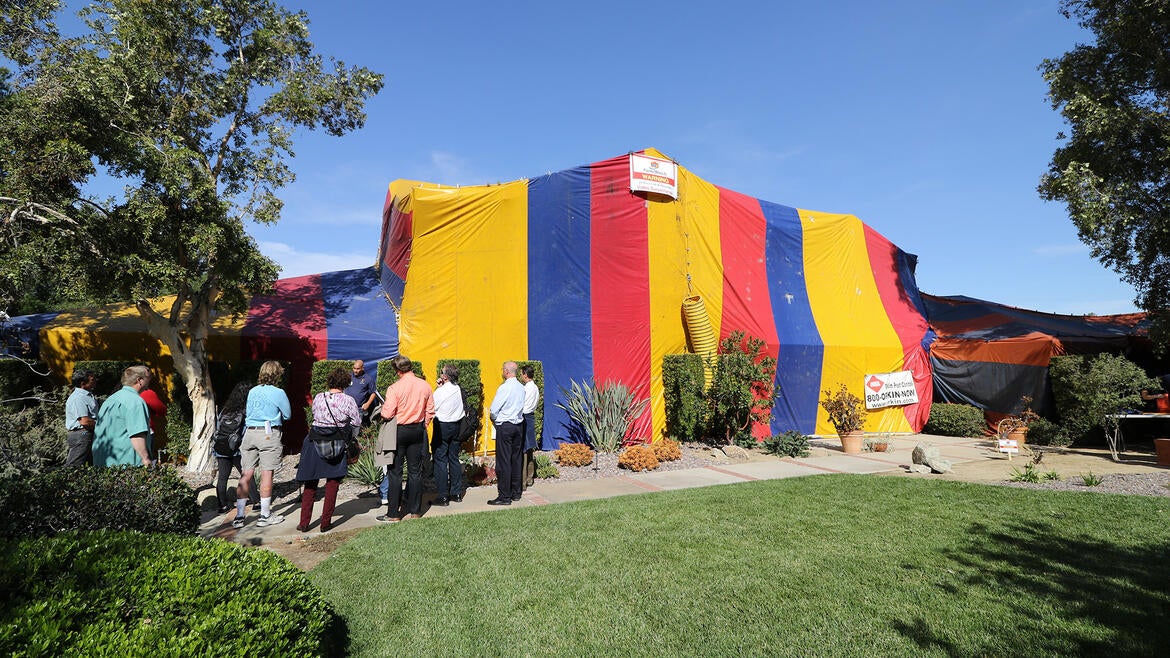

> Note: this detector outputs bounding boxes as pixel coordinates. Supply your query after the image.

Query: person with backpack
[212,381,260,514]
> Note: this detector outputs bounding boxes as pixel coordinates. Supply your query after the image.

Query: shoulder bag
[309,394,351,463]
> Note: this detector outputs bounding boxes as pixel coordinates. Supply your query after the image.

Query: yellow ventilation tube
[683,295,717,386]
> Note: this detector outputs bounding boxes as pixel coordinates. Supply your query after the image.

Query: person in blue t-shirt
[233,361,291,529]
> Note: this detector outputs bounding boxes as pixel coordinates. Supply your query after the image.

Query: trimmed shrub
[0,386,68,479]
[554,443,595,467]
[663,353,706,442]
[0,530,345,656]
[652,438,682,462]
[515,359,544,445]
[0,466,199,538]
[763,430,811,458]
[924,403,986,437]
[1025,417,1073,447]
[376,359,424,392]
[437,359,482,443]
[73,360,140,397]
[618,445,659,472]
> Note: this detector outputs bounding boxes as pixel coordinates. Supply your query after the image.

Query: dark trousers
[215,455,259,507]
[432,419,464,498]
[388,423,426,516]
[65,429,93,467]
[522,412,536,488]
[495,421,523,500]
[299,478,341,529]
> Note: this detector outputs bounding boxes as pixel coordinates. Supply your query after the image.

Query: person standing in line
[431,364,465,506]
[234,360,291,529]
[211,380,260,514]
[487,361,525,506]
[376,355,435,522]
[345,359,378,425]
[64,369,98,467]
[519,364,540,489]
[92,365,154,468]
[296,367,361,532]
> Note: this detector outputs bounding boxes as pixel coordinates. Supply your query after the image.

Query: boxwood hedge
[0,530,345,656]
[0,466,199,539]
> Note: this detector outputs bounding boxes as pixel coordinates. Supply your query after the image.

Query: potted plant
[820,384,868,454]
[997,396,1040,447]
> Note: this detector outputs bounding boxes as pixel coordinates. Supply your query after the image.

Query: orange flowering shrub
[652,438,681,462]
[555,443,596,467]
[618,445,659,472]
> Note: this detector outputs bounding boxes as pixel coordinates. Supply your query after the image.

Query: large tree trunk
[137,298,217,472]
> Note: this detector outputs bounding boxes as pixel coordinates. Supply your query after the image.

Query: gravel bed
[996,472,1170,497]
[545,445,718,482]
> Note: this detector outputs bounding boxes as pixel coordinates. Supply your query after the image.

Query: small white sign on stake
[998,438,1019,456]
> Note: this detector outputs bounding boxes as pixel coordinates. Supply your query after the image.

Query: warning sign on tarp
[629,154,678,198]
[863,371,919,410]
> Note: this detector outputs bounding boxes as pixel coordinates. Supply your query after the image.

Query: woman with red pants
[296,367,361,532]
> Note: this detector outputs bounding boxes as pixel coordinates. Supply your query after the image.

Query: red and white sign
[629,154,678,198]
[863,371,919,410]
[997,438,1019,454]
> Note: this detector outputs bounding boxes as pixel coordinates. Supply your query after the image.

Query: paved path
[200,434,992,545]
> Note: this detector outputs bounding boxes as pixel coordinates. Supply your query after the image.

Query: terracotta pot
[1155,438,1170,466]
[839,430,864,454]
[1007,427,1027,447]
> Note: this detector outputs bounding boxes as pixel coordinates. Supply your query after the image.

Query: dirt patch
[260,527,365,571]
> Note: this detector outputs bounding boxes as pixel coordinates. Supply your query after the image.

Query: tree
[0,0,383,470]
[706,330,777,446]
[1039,0,1170,339]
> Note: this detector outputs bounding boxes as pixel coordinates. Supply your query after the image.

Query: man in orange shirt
[377,355,435,522]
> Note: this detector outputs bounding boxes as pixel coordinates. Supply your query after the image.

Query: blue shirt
[65,387,98,431]
[345,369,376,408]
[245,385,292,428]
[489,377,526,425]
[92,386,151,467]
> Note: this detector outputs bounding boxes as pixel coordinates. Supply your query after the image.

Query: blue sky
[150,2,1153,314]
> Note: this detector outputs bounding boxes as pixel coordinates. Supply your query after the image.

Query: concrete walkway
[200,433,993,545]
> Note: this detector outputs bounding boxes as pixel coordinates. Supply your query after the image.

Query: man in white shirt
[519,364,540,489]
[431,365,466,506]
[487,361,525,505]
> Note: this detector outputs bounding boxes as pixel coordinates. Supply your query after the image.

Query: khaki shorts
[240,427,284,472]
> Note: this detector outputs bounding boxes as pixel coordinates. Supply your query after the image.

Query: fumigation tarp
[379,149,935,446]
[924,293,1150,416]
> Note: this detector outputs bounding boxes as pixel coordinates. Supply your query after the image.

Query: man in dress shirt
[487,361,525,505]
[377,355,435,521]
[431,364,466,506]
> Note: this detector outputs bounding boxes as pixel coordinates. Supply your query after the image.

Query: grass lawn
[309,475,1170,657]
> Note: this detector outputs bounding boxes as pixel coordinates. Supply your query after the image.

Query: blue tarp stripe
[760,200,824,434]
[527,168,593,447]
[320,267,398,365]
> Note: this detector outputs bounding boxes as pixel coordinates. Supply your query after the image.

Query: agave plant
[556,379,650,453]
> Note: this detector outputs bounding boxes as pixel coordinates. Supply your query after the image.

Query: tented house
[378,148,935,447]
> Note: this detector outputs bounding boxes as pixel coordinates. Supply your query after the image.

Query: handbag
[310,394,352,463]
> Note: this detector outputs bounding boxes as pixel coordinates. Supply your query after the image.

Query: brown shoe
[406,513,421,519]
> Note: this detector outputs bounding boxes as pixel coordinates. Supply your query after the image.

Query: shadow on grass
[893,519,1170,656]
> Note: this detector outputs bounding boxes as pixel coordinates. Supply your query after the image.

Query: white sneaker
[380,498,388,505]
[231,515,245,529]
[256,513,284,527]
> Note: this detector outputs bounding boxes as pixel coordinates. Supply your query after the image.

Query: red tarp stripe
[717,186,781,439]
[863,226,932,431]
[590,155,653,441]
[242,273,329,362]
[382,198,413,280]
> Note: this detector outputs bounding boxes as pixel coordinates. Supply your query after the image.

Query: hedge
[923,403,986,437]
[0,530,345,656]
[663,353,706,441]
[0,466,199,539]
